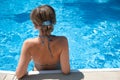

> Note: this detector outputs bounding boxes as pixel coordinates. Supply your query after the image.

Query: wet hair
[30,5,56,36]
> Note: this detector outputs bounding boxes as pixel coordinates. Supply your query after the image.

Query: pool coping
[0,68,120,75]
[0,68,120,80]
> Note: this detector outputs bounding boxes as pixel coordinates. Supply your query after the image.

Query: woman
[16,5,70,79]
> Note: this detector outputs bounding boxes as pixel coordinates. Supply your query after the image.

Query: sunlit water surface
[0,0,120,71]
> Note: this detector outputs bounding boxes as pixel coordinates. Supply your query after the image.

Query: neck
[39,34,53,42]
[39,33,51,37]
[39,32,51,36]
[39,34,51,36]
[39,30,51,36]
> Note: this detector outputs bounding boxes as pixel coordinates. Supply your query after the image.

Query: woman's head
[30,5,56,35]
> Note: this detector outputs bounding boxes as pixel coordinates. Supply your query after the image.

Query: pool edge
[0,68,120,75]
[0,68,120,80]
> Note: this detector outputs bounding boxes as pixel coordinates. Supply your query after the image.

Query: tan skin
[16,25,70,79]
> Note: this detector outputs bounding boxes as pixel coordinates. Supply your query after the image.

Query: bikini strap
[39,35,54,58]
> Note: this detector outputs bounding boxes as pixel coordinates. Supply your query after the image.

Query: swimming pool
[0,0,120,71]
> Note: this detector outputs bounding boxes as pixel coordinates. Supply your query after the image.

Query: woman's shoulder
[55,35,67,39]
[57,36,68,40]
[54,36,68,43]
[24,37,38,42]
[23,38,38,47]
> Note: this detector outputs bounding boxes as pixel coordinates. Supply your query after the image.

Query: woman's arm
[16,40,31,79]
[60,37,70,74]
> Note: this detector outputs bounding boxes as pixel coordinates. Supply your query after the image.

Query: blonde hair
[30,5,56,36]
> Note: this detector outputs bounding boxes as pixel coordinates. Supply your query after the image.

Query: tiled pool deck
[0,68,120,80]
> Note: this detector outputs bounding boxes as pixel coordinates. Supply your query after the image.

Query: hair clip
[42,20,52,26]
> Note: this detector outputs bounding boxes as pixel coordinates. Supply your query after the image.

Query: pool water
[0,0,120,71]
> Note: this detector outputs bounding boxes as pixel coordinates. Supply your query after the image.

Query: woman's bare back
[27,36,67,70]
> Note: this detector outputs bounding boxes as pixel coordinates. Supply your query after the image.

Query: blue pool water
[0,0,120,71]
